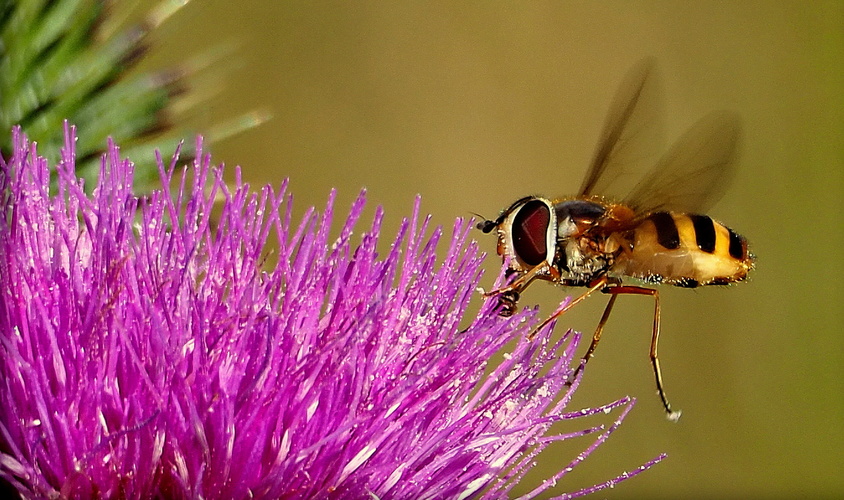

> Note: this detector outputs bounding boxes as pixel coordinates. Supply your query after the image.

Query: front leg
[484,263,560,316]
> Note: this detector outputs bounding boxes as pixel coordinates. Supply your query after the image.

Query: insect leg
[528,275,609,339]
[584,293,620,362]
[567,282,619,383]
[601,284,681,421]
[483,262,554,298]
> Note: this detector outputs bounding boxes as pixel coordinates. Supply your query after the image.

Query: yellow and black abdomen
[613,212,753,287]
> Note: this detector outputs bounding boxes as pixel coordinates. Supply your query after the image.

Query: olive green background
[132,1,842,498]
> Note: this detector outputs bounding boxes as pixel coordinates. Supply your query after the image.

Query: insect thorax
[554,234,616,285]
[551,199,619,285]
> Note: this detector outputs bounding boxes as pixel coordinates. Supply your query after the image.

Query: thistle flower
[0,0,265,191]
[0,124,663,499]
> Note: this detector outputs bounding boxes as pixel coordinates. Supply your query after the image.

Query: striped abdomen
[612,212,753,287]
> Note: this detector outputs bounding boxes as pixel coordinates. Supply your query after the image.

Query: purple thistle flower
[0,124,663,499]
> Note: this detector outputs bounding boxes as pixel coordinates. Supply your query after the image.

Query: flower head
[0,124,662,499]
[0,1,265,192]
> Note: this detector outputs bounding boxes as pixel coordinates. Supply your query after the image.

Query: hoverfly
[477,60,754,420]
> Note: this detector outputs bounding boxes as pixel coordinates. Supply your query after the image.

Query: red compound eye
[511,199,550,266]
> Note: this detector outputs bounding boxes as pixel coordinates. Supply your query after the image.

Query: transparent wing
[623,111,742,214]
[578,59,742,215]
[579,58,666,199]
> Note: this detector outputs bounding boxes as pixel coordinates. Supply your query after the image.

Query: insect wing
[624,110,742,215]
[579,58,666,201]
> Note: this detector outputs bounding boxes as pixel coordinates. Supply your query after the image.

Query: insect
[477,60,754,420]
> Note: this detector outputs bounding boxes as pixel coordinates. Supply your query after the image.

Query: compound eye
[511,199,550,266]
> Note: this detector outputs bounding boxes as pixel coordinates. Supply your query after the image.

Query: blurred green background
[132,1,842,498]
